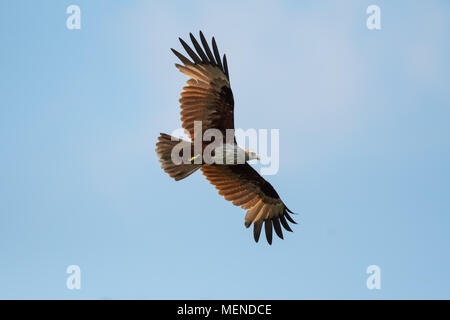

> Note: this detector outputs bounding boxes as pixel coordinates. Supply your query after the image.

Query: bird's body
[212,143,244,165]
[156,32,296,244]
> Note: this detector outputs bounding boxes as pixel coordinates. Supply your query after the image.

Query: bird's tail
[155,133,201,181]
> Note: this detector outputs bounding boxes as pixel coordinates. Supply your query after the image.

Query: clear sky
[1,0,449,299]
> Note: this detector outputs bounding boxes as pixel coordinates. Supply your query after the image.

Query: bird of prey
[155,31,296,244]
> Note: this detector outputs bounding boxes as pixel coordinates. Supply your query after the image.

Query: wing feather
[200,31,217,65]
[253,221,264,243]
[265,219,273,245]
[212,37,223,70]
[173,32,233,141]
[223,54,229,79]
[190,33,209,63]
[179,37,202,63]
[279,215,293,232]
[201,163,296,244]
[272,218,284,239]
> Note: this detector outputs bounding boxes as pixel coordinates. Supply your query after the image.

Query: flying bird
[155,31,296,244]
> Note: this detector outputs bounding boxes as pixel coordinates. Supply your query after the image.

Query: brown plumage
[156,31,296,244]
[172,39,234,142]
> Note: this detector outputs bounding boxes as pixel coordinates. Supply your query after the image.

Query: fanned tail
[155,133,200,181]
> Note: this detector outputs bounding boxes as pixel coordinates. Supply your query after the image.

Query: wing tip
[285,206,297,214]
[272,218,284,240]
[175,31,230,80]
[265,220,273,245]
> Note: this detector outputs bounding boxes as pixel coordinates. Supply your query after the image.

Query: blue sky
[1,0,449,299]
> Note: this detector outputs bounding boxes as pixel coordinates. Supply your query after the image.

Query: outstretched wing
[201,164,296,244]
[172,31,235,143]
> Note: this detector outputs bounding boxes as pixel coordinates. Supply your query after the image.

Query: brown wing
[201,164,296,244]
[172,32,235,143]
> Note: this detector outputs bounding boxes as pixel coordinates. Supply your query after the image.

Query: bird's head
[244,149,261,161]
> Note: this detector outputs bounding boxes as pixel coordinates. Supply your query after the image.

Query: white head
[244,148,261,161]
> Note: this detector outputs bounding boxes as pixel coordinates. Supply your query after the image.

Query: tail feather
[155,133,200,181]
